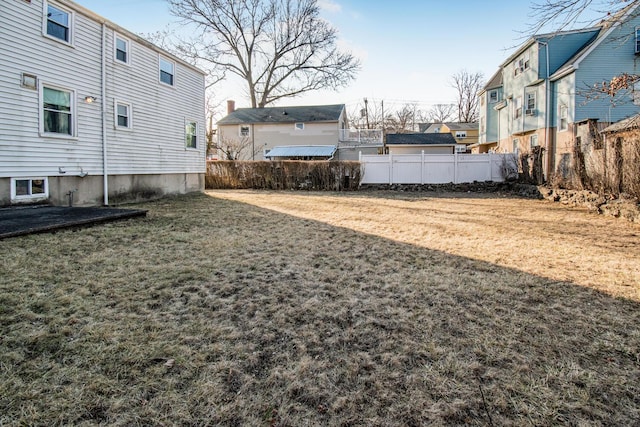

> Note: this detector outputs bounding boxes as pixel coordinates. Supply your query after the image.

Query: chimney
[227,100,235,115]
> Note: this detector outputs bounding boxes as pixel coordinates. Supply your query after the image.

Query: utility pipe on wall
[101,23,109,205]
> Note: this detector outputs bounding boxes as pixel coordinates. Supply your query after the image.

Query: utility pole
[364,97,370,129]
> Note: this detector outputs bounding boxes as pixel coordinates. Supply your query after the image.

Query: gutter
[101,23,109,205]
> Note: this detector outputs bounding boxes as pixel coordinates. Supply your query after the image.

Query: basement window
[295,122,304,130]
[11,177,48,201]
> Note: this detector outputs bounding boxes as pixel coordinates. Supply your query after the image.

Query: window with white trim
[45,2,71,44]
[42,84,74,136]
[526,92,536,110]
[559,104,568,131]
[489,90,498,103]
[530,134,539,148]
[514,96,522,118]
[455,131,467,138]
[512,138,520,152]
[295,122,304,130]
[185,121,197,149]
[115,33,130,64]
[115,101,132,129]
[239,125,250,137]
[11,178,48,201]
[159,57,175,86]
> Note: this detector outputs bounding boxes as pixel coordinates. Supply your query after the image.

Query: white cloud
[318,0,342,13]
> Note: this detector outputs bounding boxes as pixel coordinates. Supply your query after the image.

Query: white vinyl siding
[1,0,206,183]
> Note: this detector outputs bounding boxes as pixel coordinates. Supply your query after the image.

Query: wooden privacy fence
[359,152,516,185]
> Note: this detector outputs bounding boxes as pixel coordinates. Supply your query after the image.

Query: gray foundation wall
[0,173,204,207]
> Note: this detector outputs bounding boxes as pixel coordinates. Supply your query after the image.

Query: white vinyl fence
[360,152,516,185]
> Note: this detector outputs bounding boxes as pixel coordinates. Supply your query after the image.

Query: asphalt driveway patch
[0,206,147,239]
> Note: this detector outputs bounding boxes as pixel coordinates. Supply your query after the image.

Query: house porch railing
[339,129,383,144]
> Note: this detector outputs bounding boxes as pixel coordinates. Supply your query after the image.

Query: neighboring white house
[0,0,206,206]
[216,102,383,161]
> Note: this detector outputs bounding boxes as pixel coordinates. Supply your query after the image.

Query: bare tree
[167,0,360,108]
[386,104,418,133]
[213,136,262,160]
[528,0,630,34]
[427,104,457,123]
[451,70,484,123]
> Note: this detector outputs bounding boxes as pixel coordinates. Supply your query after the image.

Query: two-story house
[0,0,206,206]
[440,123,479,152]
[216,102,383,161]
[479,3,640,179]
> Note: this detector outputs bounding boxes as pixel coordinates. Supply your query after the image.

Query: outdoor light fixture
[84,96,97,103]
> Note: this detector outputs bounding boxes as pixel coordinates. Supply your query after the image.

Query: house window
[530,134,539,148]
[42,85,73,136]
[526,93,536,110]
[295,123,304,130]
[115,101,131,128]
[523,53,530,70]
[636,27,640,53]
[489,90,498,103]
[512,138,520,152]
[11,178,48,201]
[455,131,467,138]
[559,105,568,131]
[45,2,71,43]
[159,57,175,86]
[514,96,522,118]
[239,125,250,137]
[115,34,130,64]
[185,121,197,149]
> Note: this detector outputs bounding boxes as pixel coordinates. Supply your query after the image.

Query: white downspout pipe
[101,23,109,205]
[540,40,551,180]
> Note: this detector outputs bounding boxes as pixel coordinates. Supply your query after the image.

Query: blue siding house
[478,3,640,179]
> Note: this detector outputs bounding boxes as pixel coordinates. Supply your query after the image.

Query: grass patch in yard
[1,191,639,425]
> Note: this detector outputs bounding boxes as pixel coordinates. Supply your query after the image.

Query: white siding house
[0,0,206,206]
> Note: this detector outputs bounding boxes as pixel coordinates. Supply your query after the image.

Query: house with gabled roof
[216,101,383,161]
[478,3,640,179]
[0,0,206,207]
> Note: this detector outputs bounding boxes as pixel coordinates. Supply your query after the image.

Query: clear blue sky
[73,0,599,115]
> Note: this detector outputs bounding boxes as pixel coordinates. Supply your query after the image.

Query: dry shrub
[553,125,640,199]
[206,160,362,191]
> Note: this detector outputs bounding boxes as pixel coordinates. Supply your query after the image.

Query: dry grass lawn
[1,190,639,426]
